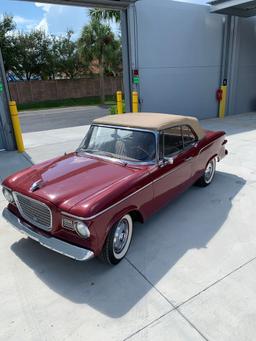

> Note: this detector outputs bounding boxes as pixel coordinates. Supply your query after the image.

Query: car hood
[4,153,148,214]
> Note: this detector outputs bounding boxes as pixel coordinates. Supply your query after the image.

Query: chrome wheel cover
[204,159,215,184]
[113,214,133,260]
[113,219,129,254]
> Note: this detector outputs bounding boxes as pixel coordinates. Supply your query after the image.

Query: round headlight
[2,187,14,203]
[75,221,90,239]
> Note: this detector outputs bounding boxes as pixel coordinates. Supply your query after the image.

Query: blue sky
[0,1,93,39]
[0,0,207,39]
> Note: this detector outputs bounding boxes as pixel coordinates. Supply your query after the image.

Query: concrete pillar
[121,9,132,113]
[0,49,16,151]
[220,15,239,116]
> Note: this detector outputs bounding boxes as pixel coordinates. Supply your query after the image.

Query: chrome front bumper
[2,208,94,261]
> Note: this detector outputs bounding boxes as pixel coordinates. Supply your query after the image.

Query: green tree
[89,9,121,23]
[0,15,17,73]
[43,34,60,80]
[14,30,51,80]
[78,18,121,103]
[30,31,85,80]
[104,38,122,77]
[55,30,84,79]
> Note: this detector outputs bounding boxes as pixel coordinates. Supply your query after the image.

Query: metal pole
[132,91,138,112]
[218,15,233,118]
[121,9,132,113]
[226,16,239,116]
[9,100,25,152]
[116,91,123,114]
[0,48,16,151]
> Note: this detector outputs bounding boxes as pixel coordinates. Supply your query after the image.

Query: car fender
[206,154,218,166]
[100,205,143,249]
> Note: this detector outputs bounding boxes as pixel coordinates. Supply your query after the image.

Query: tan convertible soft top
[93,112,205,139]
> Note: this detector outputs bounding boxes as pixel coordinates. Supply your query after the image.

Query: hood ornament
[30,180,43,192]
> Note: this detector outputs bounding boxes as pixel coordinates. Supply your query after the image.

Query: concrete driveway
[1,113,256,340]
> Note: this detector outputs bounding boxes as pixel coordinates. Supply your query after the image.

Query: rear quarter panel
[193,130,226,180]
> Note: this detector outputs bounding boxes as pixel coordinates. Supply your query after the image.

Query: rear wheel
[196,158,216,187]
[100,214,133,265]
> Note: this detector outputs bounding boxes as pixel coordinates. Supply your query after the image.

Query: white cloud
[34,3,89,38]
[13,16,34,25]
[13,16,37,31]
[35,17,48,33]
[35,3,52,12]
[7,3,118,38]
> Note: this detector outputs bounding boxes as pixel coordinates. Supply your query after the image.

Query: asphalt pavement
[19,105,109,133]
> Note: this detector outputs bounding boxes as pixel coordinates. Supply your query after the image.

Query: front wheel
[196,158,216,187]
[100,214,133,265]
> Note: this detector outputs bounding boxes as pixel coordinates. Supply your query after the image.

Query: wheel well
[129,210,144,224]
[102,209,144,251]
[207,154,218,166]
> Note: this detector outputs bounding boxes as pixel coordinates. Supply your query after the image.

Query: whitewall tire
[100,214,133,265]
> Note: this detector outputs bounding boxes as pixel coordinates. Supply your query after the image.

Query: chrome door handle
[185,157,193,162]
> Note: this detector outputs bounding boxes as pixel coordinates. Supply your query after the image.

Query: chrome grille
[14,192,52,231]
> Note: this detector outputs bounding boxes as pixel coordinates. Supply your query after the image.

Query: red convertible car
[2,113,227,265]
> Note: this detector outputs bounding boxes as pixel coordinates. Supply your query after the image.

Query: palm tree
[78,18,121,104]
[89,9,121,23]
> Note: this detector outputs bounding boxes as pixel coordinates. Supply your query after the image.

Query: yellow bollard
[218,85,227,119]
[116,91,123,114]
[9,101,25,153]
[132,91,139,113]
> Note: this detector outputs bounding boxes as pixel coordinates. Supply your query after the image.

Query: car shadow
[11,171,245,318]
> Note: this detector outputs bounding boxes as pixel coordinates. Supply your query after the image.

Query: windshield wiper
[78,148,98,154]
[79,149,127,165]
[96,151,128,165]
[96,150,116,158]
[84,148,97,153]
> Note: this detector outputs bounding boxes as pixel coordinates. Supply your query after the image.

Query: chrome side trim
[61,180,154,221]
[152,163,185,184]
[61,137,215,223]
[199,141,214,154]
[61,211,92,221]
[2,208,94,261]
[61,163,185,221]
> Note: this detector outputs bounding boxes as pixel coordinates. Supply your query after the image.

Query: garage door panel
[137,1,224,69]
[140,67,220,119]
[135,0,223,119]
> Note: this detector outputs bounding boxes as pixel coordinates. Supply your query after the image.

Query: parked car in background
[2,113,227,265]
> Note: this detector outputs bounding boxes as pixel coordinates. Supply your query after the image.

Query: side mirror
[165,157,174,165]
[158,157,174,168]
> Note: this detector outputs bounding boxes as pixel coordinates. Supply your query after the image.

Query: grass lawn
[17,96,116,111]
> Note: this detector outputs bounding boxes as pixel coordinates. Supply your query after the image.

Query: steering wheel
[136,146,152,160]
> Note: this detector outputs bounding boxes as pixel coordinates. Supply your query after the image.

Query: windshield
[79,125,156,163]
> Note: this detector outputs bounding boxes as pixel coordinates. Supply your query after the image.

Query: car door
[181,124,200,181]
[150,125,197,210]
